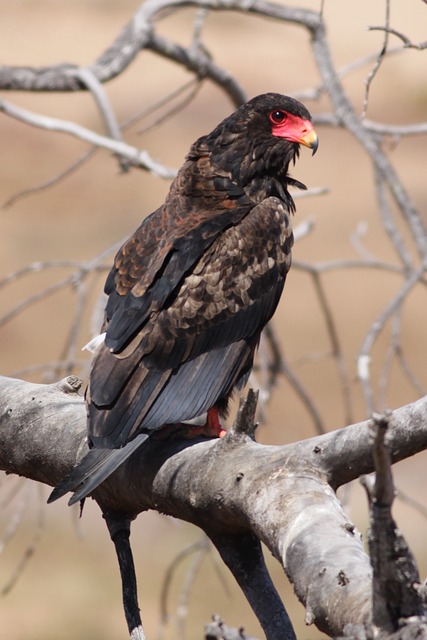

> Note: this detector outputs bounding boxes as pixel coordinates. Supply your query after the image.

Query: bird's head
[203,93,318,193]
[233,93,318,162]
[261,94,318,155]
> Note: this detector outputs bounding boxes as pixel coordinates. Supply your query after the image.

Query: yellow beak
[299,127,319,155]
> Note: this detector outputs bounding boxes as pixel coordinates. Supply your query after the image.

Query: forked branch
[1,375,426,637]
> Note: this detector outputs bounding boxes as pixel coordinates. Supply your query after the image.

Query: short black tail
[48,433,149,506]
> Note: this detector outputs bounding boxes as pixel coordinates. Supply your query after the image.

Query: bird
[49,92,318,506]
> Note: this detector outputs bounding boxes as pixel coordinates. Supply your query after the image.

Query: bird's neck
[183,135,304,213]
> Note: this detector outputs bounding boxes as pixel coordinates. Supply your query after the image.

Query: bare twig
[1,483,45,596]
[146,32,247,107]
[158,536,210,636]
[315,111,427,138]
[310,269,354,426]
[368,26,427,50]
[2,147,98,210]
[0,242,120,330]
[374,168,413,272]
[362,0,391,119]
[176,539,209,640]
[308,9,427,261]
[136,79,204,135]
[2,79,201,210]
[282,357,325,434]
[358,266,426,413]
[0,99,176,178]
[68,67,123,143]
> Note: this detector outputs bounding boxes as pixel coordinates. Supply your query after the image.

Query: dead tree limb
[1,374,427,637]
[361,414,426,637]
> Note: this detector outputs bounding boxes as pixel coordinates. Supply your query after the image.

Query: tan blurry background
[0,1,427,638]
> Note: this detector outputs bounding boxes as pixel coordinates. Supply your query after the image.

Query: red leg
[205,407,227,438]
[157,407,226,442]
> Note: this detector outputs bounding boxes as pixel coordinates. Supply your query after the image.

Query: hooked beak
[299,126,319,155]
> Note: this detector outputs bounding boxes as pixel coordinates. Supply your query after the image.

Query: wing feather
[85,196,292,450]
[48,433,149,505]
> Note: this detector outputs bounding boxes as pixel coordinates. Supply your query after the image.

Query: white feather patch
[82,332,106,353]
[357,354,371,382]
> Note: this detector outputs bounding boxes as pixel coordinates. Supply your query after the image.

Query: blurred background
[0,0,426,638]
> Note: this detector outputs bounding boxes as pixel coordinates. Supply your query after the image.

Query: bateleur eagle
[49,92,318,505]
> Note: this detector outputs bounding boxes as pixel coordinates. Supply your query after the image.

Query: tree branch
[360,413,426,637]
[0,99,175,178]
[1,374,427,636]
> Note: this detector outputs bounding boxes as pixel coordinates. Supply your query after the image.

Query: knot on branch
[56,376,83,395]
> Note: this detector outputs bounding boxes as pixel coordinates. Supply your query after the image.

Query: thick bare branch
[1,375,427,636]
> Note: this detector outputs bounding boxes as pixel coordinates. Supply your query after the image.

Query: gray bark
[1,375,427,637]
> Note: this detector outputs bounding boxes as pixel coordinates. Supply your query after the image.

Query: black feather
[48,433,149,505]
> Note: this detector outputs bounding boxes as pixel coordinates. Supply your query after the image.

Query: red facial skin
[269,110,319,153]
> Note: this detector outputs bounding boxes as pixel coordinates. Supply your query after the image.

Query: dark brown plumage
[49,92,318,505]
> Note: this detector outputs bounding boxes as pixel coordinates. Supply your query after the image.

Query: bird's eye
[269,110,287,124]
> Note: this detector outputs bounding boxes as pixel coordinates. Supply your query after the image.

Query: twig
[395,487,427,520]
[68,67,122,143]
[396,349,427,398]
[310,269,354,426]
[362,0,391,119]
[0,275,82,328]
[294,257,405,277]
[158,537,210,636]
[176,538,209,640]
[3,79,200,210]
[146,32,247,107]
[0,98,175,178]
[1,483,45,596]
[68,67,128,171]
[282,357,325,434]
[295,41,426,103]
[126,77,201,131]
[350,222,377,262]
[358,266,426,413]
[136,79,204,135]
[368,26,427,50]
[9,360,85,381]
[0,260,94,288]
[58,278,90,375]
[2,147,98,210]
[374,167,413,271]
[314,111,427,138]
[378,311,403,411]
[309,9,427,261]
